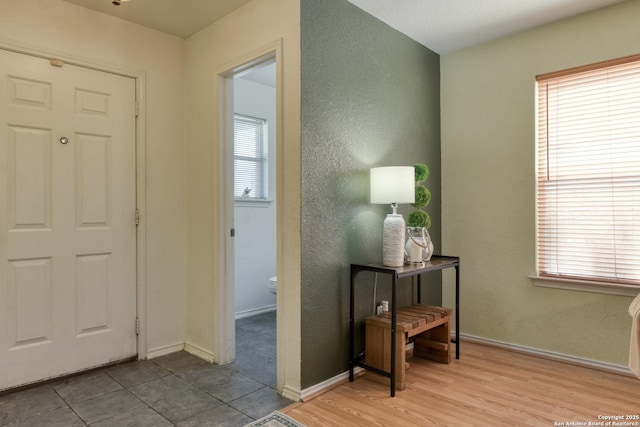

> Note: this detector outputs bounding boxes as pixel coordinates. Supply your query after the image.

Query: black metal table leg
[349,267,356,381]
[455,265,460,360]
[390,274,397,397]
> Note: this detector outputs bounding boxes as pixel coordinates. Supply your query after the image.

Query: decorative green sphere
[412,185,431,209]
[407,210,431,229]
[414,163,429,183]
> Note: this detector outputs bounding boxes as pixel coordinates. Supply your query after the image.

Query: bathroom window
[534,54,640,290]
[234,114,268,199]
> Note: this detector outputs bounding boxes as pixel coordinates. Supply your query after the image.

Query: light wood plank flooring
[282,341,640,426]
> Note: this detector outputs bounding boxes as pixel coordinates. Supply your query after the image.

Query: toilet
[267,276,277,295]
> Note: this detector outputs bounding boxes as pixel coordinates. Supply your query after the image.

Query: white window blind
[234,114,268,199]
[536,55,640,286]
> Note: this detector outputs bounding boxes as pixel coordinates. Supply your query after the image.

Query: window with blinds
[536,54,640,286]
[234,114,268,199]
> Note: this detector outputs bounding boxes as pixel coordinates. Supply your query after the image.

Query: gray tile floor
[0,311,292,426]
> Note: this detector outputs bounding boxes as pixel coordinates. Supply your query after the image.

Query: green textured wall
[300,0,441,387]
[441,0,640,367]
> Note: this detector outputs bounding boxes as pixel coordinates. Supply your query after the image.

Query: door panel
[0,49,137,390]
[76,133,111,226]
[7,258,52,348]
[7,125,52,229]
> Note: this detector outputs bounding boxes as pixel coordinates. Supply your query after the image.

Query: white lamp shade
[370,166,415,204]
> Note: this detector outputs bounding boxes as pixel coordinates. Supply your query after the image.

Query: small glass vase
[404,227,434,265]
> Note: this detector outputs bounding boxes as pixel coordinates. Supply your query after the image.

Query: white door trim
[215,39,283,384]
[0,39,148,360]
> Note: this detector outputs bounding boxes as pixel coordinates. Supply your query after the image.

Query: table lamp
[370,166,415,267]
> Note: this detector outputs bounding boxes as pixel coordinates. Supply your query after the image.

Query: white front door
[0,49,137,390]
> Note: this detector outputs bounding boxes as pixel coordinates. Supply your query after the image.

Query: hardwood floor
[281,341,640,426]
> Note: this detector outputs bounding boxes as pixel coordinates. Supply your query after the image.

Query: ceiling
[62,0,629,53]
[346,0,629,53]
[62,0,254,39]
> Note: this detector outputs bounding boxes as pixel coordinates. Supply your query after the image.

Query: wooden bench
[365,304,452,390]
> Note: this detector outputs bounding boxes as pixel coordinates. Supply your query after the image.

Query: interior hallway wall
[184,0,301,397]
[300,0,441,388]
[0,0,187,358]
[441,0,640,367]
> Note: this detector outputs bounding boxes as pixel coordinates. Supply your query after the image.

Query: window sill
[234,198,273,208]
[529,275,640,297]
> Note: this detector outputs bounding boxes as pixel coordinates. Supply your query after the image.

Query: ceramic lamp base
[382,213,405,267]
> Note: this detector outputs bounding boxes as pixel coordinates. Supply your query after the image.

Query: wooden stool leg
[392,328,407,390]
[413,319,451,364]
[365,325,407,390]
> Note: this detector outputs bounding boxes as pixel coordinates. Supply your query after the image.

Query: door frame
[215,40,282,380]
[0,41,147,359]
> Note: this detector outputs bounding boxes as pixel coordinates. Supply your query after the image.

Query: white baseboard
[235,305,277,320]
[145,342,185,360]
[184,341,216,363]
[300,367,364,402]
[460,333,634,376]
[146,342,216,365]
[281,384,302,402]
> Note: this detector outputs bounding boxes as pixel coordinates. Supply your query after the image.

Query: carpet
[244,411,305,427]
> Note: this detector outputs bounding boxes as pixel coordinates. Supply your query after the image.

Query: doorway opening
[233,60,277,318]
[218,51,278,387]
[232,59,278,384]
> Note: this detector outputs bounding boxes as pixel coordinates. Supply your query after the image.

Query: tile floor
[0,311,292,426]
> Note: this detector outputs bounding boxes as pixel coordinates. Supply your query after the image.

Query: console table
[348,255,460,397]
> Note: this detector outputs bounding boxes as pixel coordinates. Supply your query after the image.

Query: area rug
[244,410,305,427]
